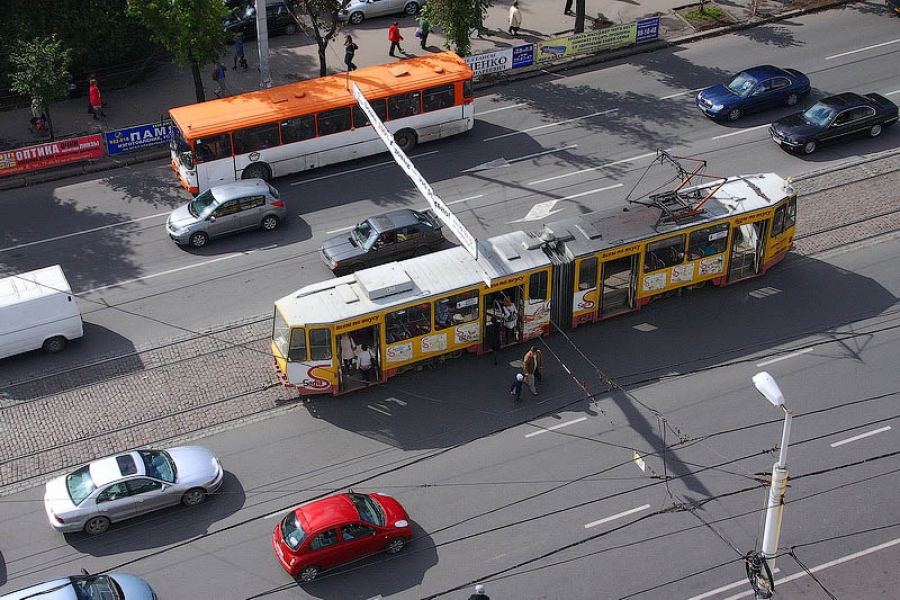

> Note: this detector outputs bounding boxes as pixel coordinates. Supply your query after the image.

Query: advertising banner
[535,23,638,63]
[636,17,661,43]
[105,121,173,155]
[0,135,104,178]
[465,48,513,76]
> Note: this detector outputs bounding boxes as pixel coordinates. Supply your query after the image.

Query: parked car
[321,208,443,275]
[337,0,423,25]
[272,491,412,582]
[224,0,300,40]
[0,572,156,600]
[167,179,286,248]
[696,65,810,122]
[44,446,224,535]
[887,0,900,16]
[769,92,899,155]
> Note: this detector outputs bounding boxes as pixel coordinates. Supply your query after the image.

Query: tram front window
[288,328,307,361]
[273,309,290,358]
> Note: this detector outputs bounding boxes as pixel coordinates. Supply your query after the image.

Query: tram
[272,164,797,396]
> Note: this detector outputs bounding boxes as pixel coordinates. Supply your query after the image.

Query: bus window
[281,115,316,143]
[529,271,548,301]
[353,98,388,128]
[388,91,421,120]
[194,134,232,163]
[435,290,479,330]
[309,328,332,360]
[771,197,796,237]
[317,107,353,136]
[386,304,432,342]
[233,122,280,154]
[423,84,454,112]
[688,223,729,259]
[288,328,307,361]
[644,235,686,272]
[578,258,598,290]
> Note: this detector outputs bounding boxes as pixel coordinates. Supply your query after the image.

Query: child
[510,373,524,402]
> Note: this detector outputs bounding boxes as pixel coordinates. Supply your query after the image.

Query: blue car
[696,65,811,122]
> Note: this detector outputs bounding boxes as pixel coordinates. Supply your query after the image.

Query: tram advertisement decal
[0,134,104,177]
[454,322,480,344]
[386,342,413,363]
[298,363,333,391]
[698,256,724,275]
[643,272,667,292]
[574,288,597,312]
[672,263,695,283]
[421,333,448,353]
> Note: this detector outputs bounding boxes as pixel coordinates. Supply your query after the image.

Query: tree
[293,0,351,77]
[126,0,230,103]
[9,35,72,141]
[420,0,493,57]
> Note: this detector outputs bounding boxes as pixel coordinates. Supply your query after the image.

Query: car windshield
[725,72,758,98]
[65,465,96,506]
[280,512,307,550]
[352,220,375,247]
[801,102,837,127]
[139,449,177,483]
[349,493,386,526]
[188,189,218,219]
[71,575,123,600]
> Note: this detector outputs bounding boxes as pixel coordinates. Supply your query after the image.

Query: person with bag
[212,61,229,98]
[356,343,375,382]
[416,15,431,49]
[501,296,518,344]
[344,35,359,71]
[340,335,357,377]
[522,346,538,396]
[233,33,248,69]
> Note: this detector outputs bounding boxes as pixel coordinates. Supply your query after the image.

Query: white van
[0,265,83,360]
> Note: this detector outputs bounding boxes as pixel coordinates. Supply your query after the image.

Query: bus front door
[600,253,638,318]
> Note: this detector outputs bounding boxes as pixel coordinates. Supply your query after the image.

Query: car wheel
[394,129,417,152]
[242,163,270,181]
[349,11,364,25]
[802,140,817,155]
[42,336,68,353]
[189,232,209,248]
[84,516,110,535]
[404,1,420,15]
[726,107,742,122]
[297,565,320,583]
[385,537,406,554]
[869,123,883,137]
[182,488,207,507]
[786,93,800,107]
[261,215,280,231]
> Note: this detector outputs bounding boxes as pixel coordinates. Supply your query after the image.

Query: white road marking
[447,194,484,205]
[483,109,618,142]
[584,504,650,529]
[525,416,588,438]
[633,323,657,332]
[685,568,782,600]
[717,537,900,600]
[290,150,440,185]
[711,123,771,140]
[826,38,900,60]
[660,88,704,100]
[756,347,814,367]
[79,252,247,294]
[749,286,781,299]
[478,103,526,115]
[528,151,660,185]
[0,213,169,253]
[885,89,900,96]
[368,404,392,416]
[326,224,355,234]
[830,426,891,448]
[510,184,623,222]
[326,194,484,234]
[463,145,579,172]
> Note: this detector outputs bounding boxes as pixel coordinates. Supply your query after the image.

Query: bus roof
[169,52,472,139]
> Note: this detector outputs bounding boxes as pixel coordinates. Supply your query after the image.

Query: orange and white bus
[168,52,474,194]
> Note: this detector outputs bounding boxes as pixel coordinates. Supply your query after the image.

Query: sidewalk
[0,0,850,189]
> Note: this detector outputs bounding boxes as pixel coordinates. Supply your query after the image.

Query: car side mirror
[208,215,217,223]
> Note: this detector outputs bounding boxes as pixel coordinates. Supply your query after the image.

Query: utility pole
[256,0,272,88]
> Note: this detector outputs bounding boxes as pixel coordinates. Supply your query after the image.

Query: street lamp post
[751,371,793,597]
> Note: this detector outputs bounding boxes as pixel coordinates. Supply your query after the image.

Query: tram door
[485,286,523,348]
[600,253,638,318]
[727,219,768,282]
[337,325,381,393]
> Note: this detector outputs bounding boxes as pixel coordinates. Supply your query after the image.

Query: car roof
[296,494,359,531]
[209,179,272,202]
[88,452,145,487]
[366,209,425,233]
[817,92,867,110]
[741,65,787,79]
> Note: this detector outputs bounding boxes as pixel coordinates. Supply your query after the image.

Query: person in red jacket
[388,21,405,57]
[89,79,105,120]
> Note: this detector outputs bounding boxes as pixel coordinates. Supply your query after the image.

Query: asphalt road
[1,5,900,599]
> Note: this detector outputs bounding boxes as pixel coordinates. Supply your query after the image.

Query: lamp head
[753,371,785,407]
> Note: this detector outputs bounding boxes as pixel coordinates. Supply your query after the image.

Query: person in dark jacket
[487,318,502,365]
[468,583,490,599]
[344,35,358,71]
[510,373,524,402]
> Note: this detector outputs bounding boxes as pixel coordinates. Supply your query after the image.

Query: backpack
[211,69,218,82]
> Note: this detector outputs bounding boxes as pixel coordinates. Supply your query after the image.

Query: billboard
[0,135,104,178]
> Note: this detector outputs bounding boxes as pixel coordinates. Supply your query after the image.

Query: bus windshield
[188,190,217,219]
[170,128,194,170]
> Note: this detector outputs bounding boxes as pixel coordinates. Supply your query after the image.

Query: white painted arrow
[512,199,565,222]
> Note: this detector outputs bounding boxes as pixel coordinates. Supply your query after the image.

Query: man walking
[510,373,524,403]
[508,0,522,36]
[523,346,538,396]
[565,0,574,15]
[388,21,405,57]
[213,61,229,98]
[469,583,490,599]
[417,15,431,49]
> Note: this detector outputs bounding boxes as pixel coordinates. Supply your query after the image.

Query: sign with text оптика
[0,135,104,177]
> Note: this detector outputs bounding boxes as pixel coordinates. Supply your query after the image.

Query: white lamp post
[752,371,792,592]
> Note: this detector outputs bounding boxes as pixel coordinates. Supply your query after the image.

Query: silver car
[0,572,156,600]
[44,446,224,535]
[338,0,423,25]
[166,179,286,248]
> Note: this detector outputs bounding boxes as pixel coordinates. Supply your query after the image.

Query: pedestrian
[564,0,574,15]
[388,21,405,57]
[233,33,247,69]
[501,296,518,344]
[417,15,431,49]
[532,345,544,384]
[88,79,105,120]
[487,317,502,365]
[344,35,359,71]
[522,346,538,396]
[340,335,356,377]
[469,583,490,599]
[510,373,524,403]
[213,61,230,98]
[357,343,375,382]
[508,0,522,36]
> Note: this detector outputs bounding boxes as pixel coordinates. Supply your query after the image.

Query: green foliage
[684,5,726,21]
[293,0,351,77]
[9,35,73,107]
[127,0,230,69]
[421,0,493,56]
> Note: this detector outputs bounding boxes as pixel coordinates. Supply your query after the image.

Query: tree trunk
[191,62,206,103]
[318,42,328,78]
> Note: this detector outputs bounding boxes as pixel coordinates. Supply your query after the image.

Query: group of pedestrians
[510,345,543,402]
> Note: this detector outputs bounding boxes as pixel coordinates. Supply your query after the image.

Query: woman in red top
[89,79,105,120]
[388,21,405,57]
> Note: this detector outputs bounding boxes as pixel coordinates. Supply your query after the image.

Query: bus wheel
[42,336,67,353]
[243,163,270,181]
[394,129,417,152]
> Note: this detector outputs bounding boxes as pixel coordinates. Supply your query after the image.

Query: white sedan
[44,446,224,535]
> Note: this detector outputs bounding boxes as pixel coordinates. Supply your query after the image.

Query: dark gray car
[321,209,443,275]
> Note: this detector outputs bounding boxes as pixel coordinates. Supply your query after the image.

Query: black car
[321,209,444,275]
[769,92,899,155]
[224,0,299,41]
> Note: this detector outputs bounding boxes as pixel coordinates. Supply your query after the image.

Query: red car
[272,491,412,582]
